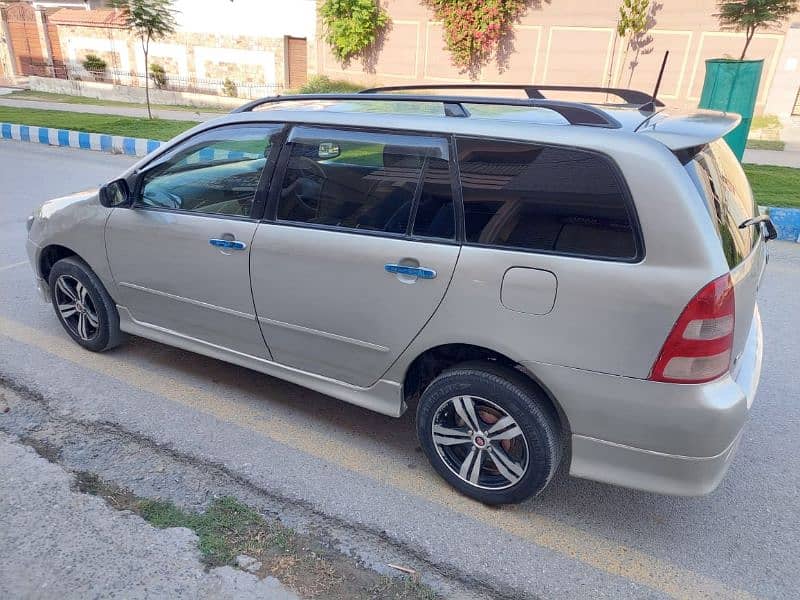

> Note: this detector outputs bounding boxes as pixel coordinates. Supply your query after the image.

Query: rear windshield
[683,140,759,268]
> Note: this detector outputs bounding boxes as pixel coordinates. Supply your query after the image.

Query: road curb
[1,121,161,157]
[767,207,800,242]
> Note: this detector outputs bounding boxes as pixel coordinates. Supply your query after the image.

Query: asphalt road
[2,141,799,599]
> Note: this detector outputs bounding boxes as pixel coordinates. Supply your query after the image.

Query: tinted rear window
[683,140,759,268]
[456,138,639,260]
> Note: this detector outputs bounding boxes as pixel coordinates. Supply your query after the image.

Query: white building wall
[172,0,316,39]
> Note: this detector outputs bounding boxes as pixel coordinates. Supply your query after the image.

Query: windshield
[683,139,759,268]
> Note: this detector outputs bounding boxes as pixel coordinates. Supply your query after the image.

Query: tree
[615,0,651,86]
[716,0,798,60]
[110,0,178,118]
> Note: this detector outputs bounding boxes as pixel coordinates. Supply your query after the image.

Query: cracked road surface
[2,141,800,599]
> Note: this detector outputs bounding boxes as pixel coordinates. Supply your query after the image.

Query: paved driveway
[1,140,798,599]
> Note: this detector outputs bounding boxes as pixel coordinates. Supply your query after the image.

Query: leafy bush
[82,54,107,76]
[320,0,390,62]
[222,78,238,98]
[424,0,529,73]
[296,75,363,94]
[149,63,167,89]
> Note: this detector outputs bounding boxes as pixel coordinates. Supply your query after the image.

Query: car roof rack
[360,83,665,108]
[232,93,623,128]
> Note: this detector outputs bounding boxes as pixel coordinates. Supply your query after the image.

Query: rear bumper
[569,430,743,496]
[524,306,763,495]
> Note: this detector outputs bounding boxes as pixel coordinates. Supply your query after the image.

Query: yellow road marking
[0,260,27,272]
[0,315,757,600]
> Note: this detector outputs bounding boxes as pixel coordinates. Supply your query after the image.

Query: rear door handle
[384,263,437,279]
[209,238,247,250]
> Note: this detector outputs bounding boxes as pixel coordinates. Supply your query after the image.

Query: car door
[106,123,284,358]
[250,125,460,387]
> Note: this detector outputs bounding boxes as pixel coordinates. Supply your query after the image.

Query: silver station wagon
[26,85,773,504]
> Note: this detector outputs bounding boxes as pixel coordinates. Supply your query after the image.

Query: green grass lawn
[744,164,800,209]
[0,106,197,140]
[6,89,227,113]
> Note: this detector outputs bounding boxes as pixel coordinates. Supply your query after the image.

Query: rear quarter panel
[385,132,730,383]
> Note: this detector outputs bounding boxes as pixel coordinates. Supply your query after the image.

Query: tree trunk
[740,27,755,61]
[616,38,631,88]
[142,37,152,119]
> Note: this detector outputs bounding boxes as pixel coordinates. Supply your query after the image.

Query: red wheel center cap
[474,436,486,447]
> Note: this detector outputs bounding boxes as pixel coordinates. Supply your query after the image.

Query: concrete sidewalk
[743,148,800,167]
[0,96,222,122]
[0,432,297,600]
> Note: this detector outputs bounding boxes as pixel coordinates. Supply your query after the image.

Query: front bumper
[525,306,763,496]
[26,238,49,303]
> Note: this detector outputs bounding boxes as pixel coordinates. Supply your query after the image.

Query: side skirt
[117,306,406,417]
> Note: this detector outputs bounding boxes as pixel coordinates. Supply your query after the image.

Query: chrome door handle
[209,238,247,250]
[384,263,437,279]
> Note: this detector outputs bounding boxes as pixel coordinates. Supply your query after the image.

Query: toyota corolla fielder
[26,86,771,504]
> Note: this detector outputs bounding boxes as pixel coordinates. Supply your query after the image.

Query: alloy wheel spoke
[77,312,89,340]
[487,416,523,442]
[76,281,89,304]
[458,447,483,484]
[453,396,481,432]
[489,446,525,485]
[58,302,77,319]
[84,307,99,328]
[56,277,77,301]
[433,424,472,446]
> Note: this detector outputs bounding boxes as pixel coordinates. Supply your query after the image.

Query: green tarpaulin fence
[699,58,764,161]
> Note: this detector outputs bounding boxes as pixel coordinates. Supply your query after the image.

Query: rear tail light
[649,274,735,384]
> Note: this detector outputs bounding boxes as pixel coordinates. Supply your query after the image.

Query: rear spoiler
[636,111,741,151]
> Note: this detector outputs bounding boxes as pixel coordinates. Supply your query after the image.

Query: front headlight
[26,214,35,232]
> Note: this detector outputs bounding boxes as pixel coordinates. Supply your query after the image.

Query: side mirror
[99,179,131,208]
[318,142,341,160]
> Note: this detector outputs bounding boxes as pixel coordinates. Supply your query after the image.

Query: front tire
[49,257,123,352]
[416,362,562,505]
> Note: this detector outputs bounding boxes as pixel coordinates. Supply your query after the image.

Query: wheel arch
[38,244,79,282]
[401,343,571,441]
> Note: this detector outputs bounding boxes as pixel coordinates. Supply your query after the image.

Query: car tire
[48,257,123,353]
[416,361,562,505]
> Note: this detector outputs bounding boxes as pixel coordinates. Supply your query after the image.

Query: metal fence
[33,62,283,100]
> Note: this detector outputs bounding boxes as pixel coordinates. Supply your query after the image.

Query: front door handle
[384,263,437,279]
[209,238,247,251]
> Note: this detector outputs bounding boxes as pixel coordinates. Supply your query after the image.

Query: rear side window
[683,140,759,268]
[456,137,639,260]
[276,127,455,239]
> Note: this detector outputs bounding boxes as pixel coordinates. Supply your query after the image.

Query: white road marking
[0,261,28,272]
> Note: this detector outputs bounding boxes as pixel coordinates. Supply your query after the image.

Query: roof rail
[231,93,622,128]
[359,83,664,108]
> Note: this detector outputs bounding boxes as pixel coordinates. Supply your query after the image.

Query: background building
[2,0,799,118]
[0,0,316,96]
[315,0,800,118]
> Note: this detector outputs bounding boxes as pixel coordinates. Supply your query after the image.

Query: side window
[276,127,455,239]
[457,137,638,260]
[138,124,283,217]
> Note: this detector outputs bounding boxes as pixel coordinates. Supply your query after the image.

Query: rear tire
[49,257,123,352]
[416,361,562,505]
